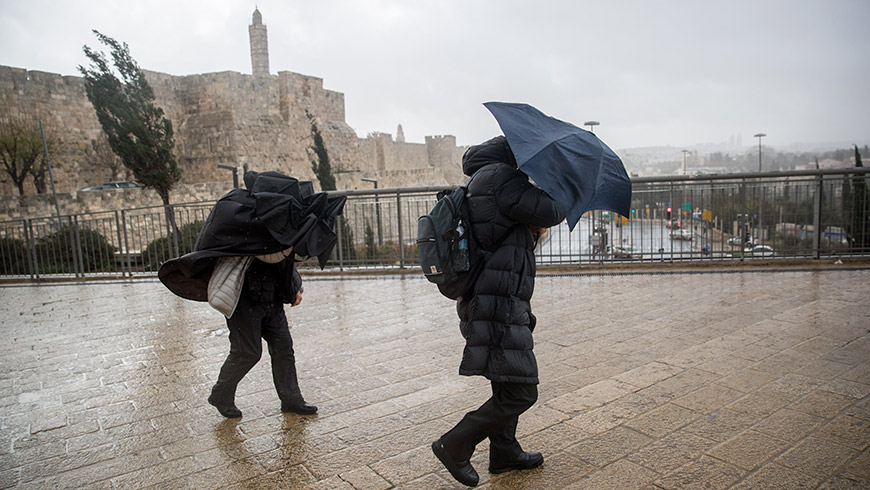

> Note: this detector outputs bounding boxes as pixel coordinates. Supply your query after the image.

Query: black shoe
[208,395,242,418]
[281,402,318,415]
[489,451,544,474]
[431,438,479,487]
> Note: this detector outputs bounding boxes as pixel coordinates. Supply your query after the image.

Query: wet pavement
[1,267,868,489]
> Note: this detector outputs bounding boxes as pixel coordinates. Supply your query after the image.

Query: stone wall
[0,66,117,195]
[0,182,235,222]
[1,57,468,220]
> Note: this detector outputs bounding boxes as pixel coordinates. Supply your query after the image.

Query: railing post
[812,173,822,259]
[168,205,180,258]
[24,219,37,280]
[668,181,675,261]
[121,210,132,277]
[336,216,344,272]
[114,211,125,277]
[397,191,404,269]
[72,215,85,277]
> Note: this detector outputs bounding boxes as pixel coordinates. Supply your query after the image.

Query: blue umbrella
[484,101,632,230]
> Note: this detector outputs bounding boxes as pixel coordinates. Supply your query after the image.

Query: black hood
[461,135,517,177]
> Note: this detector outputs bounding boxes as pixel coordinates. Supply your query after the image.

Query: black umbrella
[159,171,346,301]
[484,102,632,230]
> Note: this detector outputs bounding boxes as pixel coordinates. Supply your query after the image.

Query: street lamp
[583,121,601,231]
[753,133,766,172]
[361,177,382,246]
[217,164,239,187]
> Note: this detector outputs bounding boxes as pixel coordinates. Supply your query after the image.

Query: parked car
[730,244,774,258]
[105,181,139,188]
[727,236,758,247]
[748,245,774,257]
[79,181,140,191]
[669,229,693,241]
[609,245,640,260]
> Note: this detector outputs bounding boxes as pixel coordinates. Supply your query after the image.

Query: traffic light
[666,206,672,219]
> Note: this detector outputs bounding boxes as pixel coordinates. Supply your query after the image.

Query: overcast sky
[1,0,868,150]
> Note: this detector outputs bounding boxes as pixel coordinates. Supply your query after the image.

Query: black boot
[489,451,543,474]
[208,394,242,418]
[281,401,318,415]
[432,438,479,487]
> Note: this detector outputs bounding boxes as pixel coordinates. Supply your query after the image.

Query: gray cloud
[2,0,867,150]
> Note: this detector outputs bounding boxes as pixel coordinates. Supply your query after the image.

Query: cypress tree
[79,31,180,207]
[306,111,336,191]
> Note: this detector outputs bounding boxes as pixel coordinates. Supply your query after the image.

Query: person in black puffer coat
[431,136,566,487]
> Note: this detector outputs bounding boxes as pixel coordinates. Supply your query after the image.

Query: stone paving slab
[0,268,868,489]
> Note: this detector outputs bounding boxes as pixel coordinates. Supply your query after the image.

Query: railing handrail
[631,167,870,184]
[325,185,456,198]
[4,168,868,223]
[2,167,869,279]
[327,168,870,198]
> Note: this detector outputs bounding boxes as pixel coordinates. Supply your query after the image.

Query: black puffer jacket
[457,136,566,384]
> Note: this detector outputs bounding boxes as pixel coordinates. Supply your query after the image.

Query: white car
[746,245,774,257]
[728,236,758,246]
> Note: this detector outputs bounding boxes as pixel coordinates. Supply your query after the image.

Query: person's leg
[434,380,537,486]
[488,411,522,460]
[486,383,543,473]
[440,381,537,461]
[261,304,315,414]
[487,382,536,458]
[209,296,264,416]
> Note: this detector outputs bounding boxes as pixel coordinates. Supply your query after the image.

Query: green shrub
[34,226,117,274]
[141,221,204,271]
[0,237,29,274]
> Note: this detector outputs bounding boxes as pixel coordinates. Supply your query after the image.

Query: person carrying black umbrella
[431,136,566,486]
[159,171,346,418]
[205,252,318,418]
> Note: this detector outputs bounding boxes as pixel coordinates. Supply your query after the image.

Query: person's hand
[291,290,302,307]
[529,226,547,239]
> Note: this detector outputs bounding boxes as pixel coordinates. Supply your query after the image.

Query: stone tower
[396,124,405,143]
[249,8,270,76]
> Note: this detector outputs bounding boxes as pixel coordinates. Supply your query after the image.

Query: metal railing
[1,168,868,279]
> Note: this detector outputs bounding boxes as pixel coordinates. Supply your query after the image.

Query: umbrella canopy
[484,101,632,230]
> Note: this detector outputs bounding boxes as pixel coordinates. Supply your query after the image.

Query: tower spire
[396,124,405,143]
[249,8,270,76]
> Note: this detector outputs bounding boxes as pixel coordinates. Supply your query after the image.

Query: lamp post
[38,120,62,226]
[583,121,600,232]
[217,164,239,187]
[753,133,766,172]
[361,177,382,246]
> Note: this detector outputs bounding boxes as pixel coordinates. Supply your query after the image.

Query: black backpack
[417,185,486,300]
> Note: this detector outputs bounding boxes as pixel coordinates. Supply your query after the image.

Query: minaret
[396,124,405,143]
[249,8,270,76]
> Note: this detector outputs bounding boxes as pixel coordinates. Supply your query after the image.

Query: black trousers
[440,381,538,462]
[210,294,303,405]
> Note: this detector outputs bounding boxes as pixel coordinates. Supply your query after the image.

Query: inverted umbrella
[484,101,632,230]
[158,171,346,301]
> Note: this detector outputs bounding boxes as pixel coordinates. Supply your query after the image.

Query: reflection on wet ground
[0,268,868,489]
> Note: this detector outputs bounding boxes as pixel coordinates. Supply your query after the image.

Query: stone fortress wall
[0,8,467,221]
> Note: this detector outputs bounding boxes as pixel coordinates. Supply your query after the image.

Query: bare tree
[0,108,49,195]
